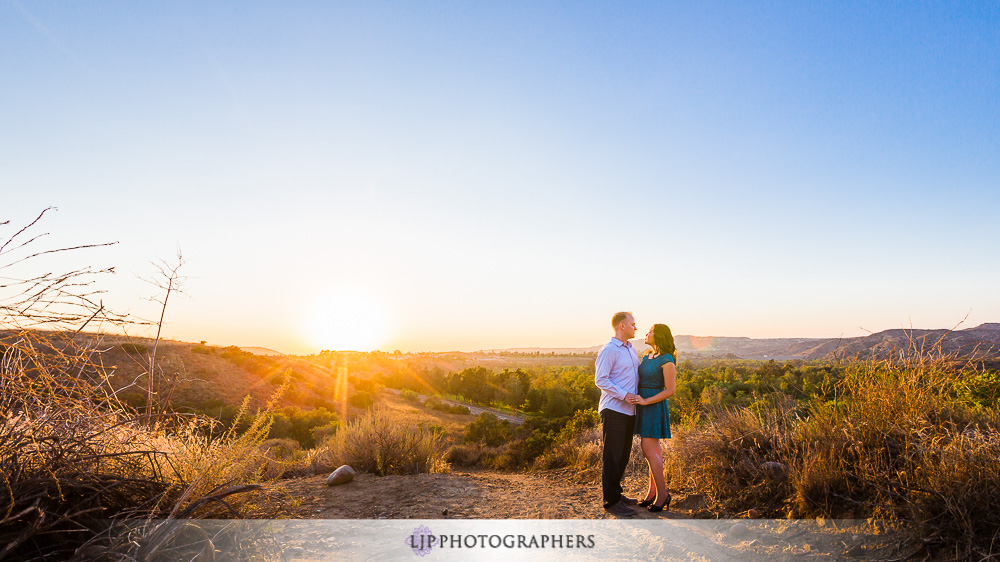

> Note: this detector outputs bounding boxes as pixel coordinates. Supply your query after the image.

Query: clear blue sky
[2,1,998,353]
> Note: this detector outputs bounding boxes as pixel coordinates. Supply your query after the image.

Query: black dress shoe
[620,496,639,506]
[604,500,636,517]
[648,493,671,512]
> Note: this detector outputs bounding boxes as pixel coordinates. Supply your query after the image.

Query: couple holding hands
[594,311,677,516]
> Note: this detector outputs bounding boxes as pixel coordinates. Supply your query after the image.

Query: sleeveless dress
[634,353,672,439]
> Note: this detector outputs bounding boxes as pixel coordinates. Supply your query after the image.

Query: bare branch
[0,232,51,258]
[0,206,54,255]
[139,249,187,427]
[0,241,119,271]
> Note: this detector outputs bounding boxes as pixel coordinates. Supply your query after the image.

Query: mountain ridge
[492,323,1000,361]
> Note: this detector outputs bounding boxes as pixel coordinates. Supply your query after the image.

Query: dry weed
[325,406,446,476]
[534,426,603,473]
[658,344,1000,558]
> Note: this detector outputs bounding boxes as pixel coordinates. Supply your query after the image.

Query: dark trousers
[601,408,635,507]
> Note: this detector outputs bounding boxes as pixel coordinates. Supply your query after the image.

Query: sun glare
[303,289,391,351]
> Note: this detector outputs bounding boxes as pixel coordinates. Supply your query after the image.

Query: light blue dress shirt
[594,338,640,416]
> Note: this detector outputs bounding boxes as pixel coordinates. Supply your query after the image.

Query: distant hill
[0,331,352,416]
[494,347,603,355]
[820,323,1000,361]
[239,346,286,356]
[491,323,1000,361]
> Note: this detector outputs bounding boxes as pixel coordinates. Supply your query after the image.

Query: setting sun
[302,289,391,351]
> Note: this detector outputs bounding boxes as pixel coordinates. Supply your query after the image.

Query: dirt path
[281,468,708,520]
[275,470,903,560]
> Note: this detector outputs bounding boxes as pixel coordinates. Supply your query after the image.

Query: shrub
[534,425,603,472]
[401,389,420,401]
[260,438,302,458]
[0,334,288,559]
[448,404,471,415]
[445,444,483,466]
[196,398,227,413]
[267,407,339,448]
[0,210,287,560]
[418,422,445,435]
[557,408,599,441]
[425,395,471,415]
[663,354,1000,558]
[464,413,513,446]
[665,404,794,517]
[326,407,445,476]
[424,395,446,410]
[349,390,374,409]
[119,391,147,410]
[491,432,555,470]
[120,342,148,354]
[352,377,381,394]
[310,422,339,445]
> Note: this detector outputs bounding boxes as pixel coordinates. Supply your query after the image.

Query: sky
[2,1,998,354]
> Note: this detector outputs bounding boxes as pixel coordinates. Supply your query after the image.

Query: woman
[627,323,676,512]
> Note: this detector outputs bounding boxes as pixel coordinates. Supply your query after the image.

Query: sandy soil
[281,468,706,520]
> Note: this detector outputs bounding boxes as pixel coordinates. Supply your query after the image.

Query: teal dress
[634,353,672,439]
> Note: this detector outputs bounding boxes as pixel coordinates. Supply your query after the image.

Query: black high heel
[638,497,655,507]
[648,493,671,512]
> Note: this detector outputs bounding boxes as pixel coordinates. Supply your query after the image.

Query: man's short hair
[611,311,632,328]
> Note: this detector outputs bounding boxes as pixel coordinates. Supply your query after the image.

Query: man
[594,311,641,516]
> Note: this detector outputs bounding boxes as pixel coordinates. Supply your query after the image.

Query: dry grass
[321,406,447,476]
[663,404,795,516]
[534,426,603,474]
[278,392,469,477]
[0,211,300,559]
[379,390,471,443]
[0,330,291,560]
[655,352,1000,558]
[444,443,484,466]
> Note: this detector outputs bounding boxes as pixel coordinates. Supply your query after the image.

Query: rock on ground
[326,465,356,486]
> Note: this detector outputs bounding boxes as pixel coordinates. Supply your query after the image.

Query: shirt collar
[612,338,632,348]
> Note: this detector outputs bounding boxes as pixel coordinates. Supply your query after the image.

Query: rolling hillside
[492,323,1000,361]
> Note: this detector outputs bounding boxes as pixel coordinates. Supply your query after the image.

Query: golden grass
[321,406,447,476]
[534,426,603,474]
[656,354,1000,558]
[375,390,471,444]
[0,330,290,559]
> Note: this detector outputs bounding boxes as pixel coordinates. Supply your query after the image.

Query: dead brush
[662,330,1000,558]
[0,331,170,560]
[903,428,1000,558]
[533,426,602,474]
[0,331,289,560]
[664,401,795,516]
[0,210,288,560]
[444,443,484,467]
[820,348,1000,557]
[787,406,871,518]
[326,406,447,475]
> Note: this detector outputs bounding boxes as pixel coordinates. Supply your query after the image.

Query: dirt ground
[280,468,707,520]
[271,469,905,560]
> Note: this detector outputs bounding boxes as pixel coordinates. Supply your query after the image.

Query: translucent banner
[118,518,900,561]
